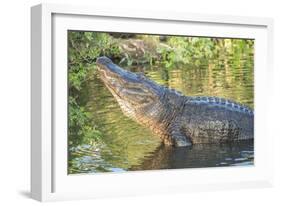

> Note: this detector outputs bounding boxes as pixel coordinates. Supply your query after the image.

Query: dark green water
[68,53,254,174]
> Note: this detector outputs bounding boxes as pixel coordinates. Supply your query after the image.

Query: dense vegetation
[68,32,121,147]
[68,31,254,151]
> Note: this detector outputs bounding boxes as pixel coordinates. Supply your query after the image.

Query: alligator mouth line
[98,70,123,99]
[97,64,136,115]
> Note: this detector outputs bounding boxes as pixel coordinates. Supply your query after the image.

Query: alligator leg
[169,124,192,147]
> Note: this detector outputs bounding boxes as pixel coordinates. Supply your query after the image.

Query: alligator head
[96,56,184,145]
[96,56,164,120]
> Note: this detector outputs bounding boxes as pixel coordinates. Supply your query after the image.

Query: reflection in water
[68,46,254,174]
[130,140,254,171]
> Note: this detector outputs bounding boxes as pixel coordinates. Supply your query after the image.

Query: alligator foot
[170,129,192,147]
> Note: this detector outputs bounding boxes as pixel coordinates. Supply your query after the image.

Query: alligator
[96,56,254,147]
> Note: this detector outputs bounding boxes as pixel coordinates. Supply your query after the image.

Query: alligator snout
[96,56,113,66]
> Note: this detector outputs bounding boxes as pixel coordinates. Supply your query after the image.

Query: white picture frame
[31,3,274,202]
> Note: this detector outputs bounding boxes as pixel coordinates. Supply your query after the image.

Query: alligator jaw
[96,56,168,131]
